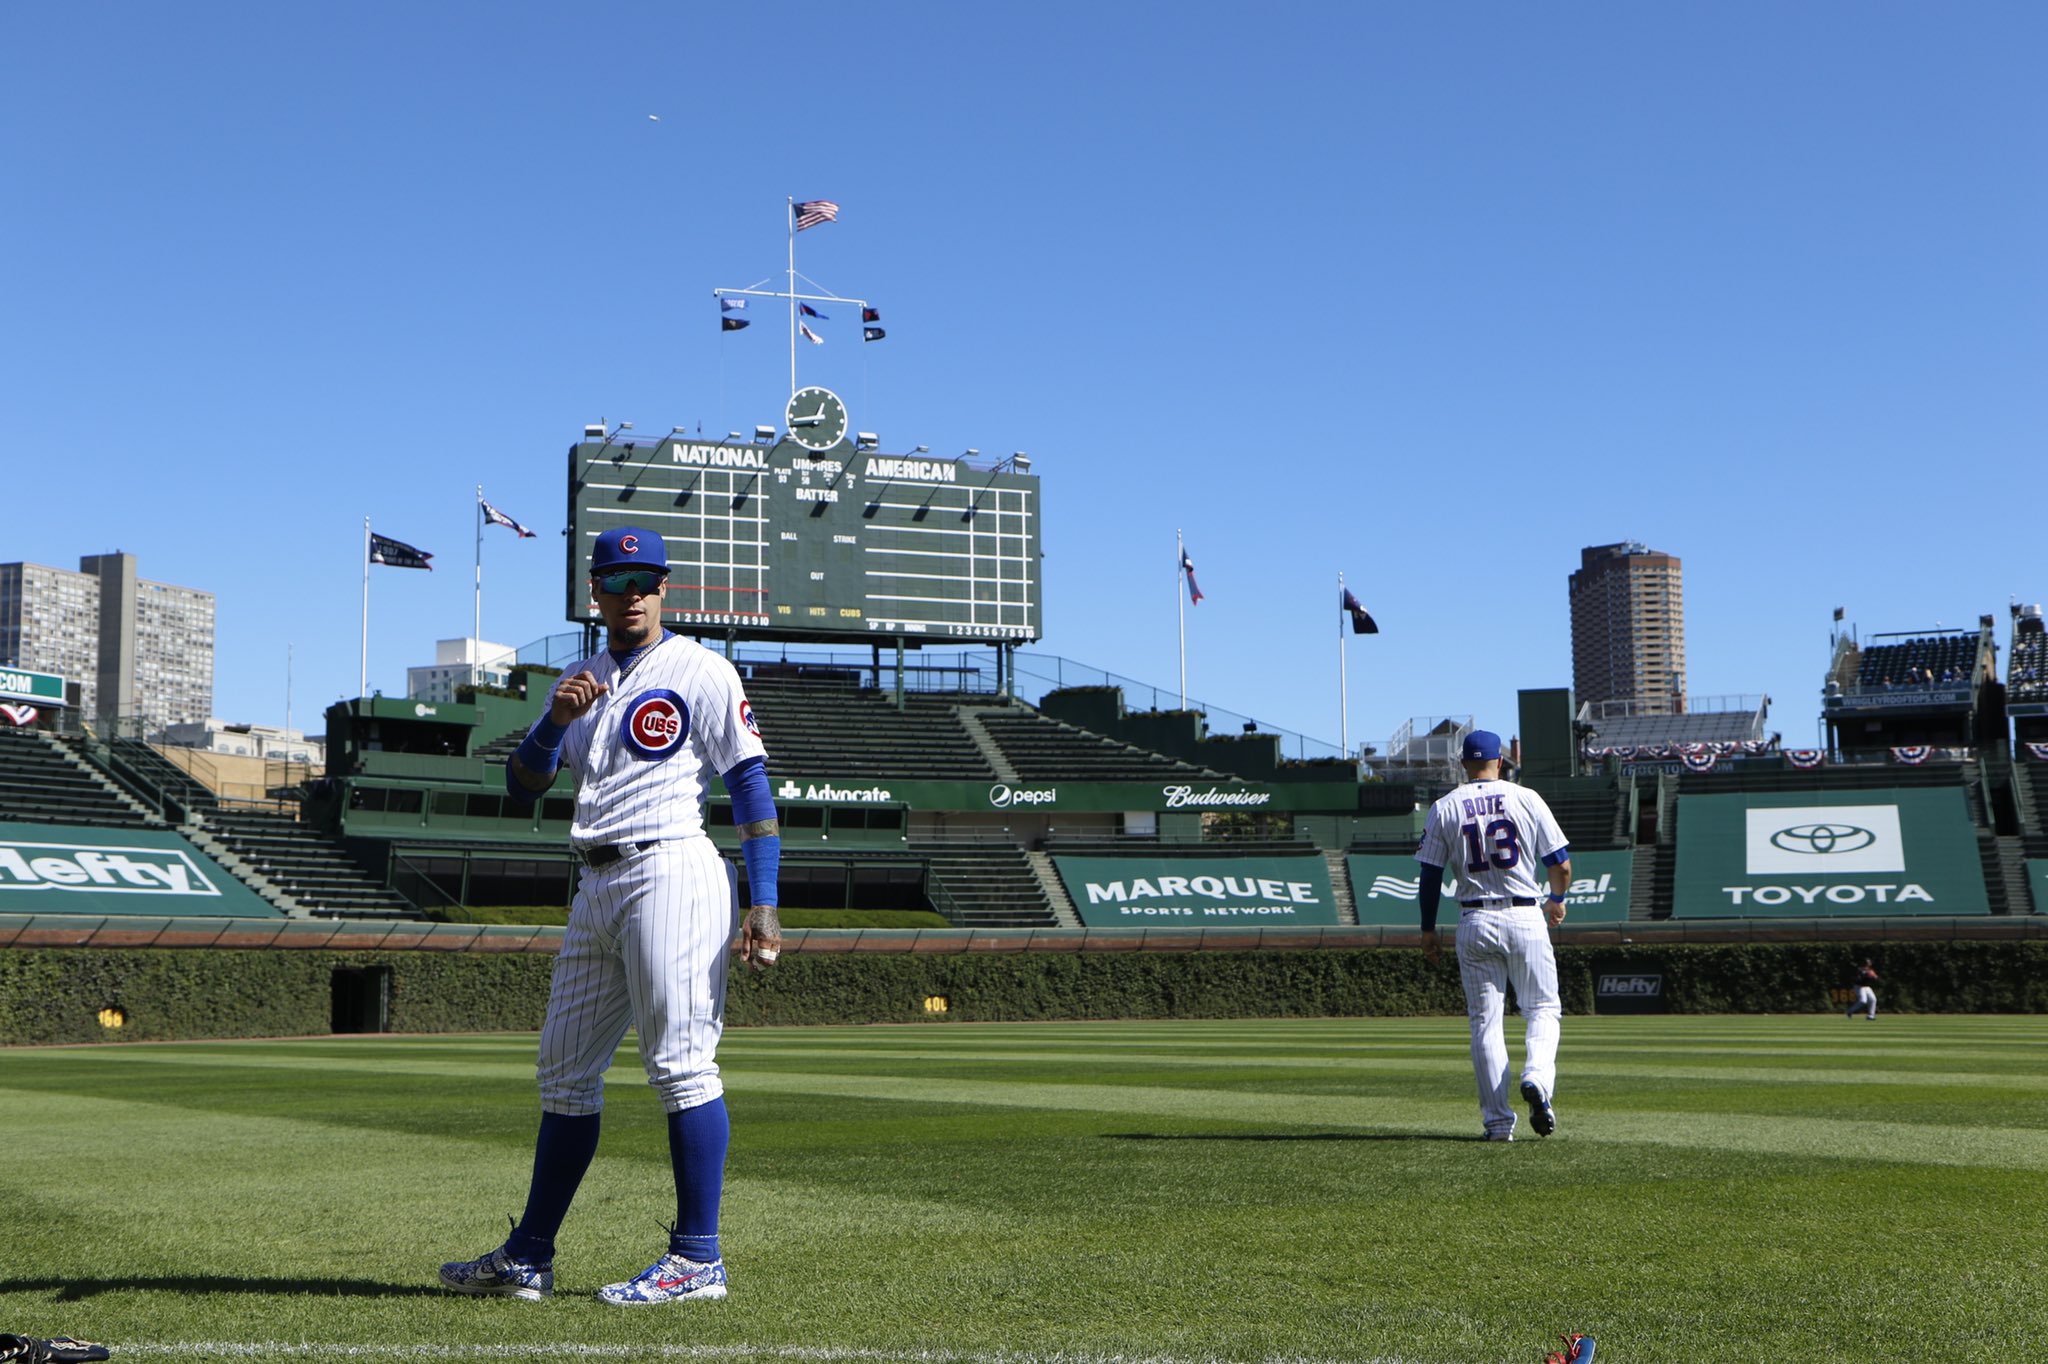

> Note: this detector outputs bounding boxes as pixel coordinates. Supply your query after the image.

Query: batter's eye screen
[597,570,667,596]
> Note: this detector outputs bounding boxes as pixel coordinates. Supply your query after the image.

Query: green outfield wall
[6,937,2044,1044]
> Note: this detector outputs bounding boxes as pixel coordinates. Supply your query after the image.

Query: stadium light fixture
[912,444,929,454]
[855,432,879,452]
[754,425,776,444]
[1010,451,1030,473]
[959,447,980,463]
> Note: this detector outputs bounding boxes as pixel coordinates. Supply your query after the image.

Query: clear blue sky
[5,3,2043,755]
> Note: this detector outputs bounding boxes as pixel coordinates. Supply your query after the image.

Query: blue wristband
[513,714,567,779]
[740,833,780,908]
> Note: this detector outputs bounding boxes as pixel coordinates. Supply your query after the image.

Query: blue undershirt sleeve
[506,714,567,803]
[721,756,779,908]
[1417,863,1444,935]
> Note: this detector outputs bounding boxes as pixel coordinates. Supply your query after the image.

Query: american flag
[480,497,537,538]
[794,199,839,231]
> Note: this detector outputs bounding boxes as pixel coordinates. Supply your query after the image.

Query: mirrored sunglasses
[596,569,667,596]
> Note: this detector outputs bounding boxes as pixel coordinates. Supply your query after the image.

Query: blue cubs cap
[591,526,669,574]
[1461,730,1503,763]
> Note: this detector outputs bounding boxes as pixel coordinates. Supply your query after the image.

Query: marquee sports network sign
[1053,855,1339,928]
[1673,790,1987,917]
[0,822,281,918]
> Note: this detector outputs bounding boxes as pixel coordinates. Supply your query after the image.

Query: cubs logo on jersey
[740,700,760,738]
[621,689,691,760]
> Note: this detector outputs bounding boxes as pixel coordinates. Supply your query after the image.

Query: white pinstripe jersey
[548,633,767,847]
[1416,778,1569,904]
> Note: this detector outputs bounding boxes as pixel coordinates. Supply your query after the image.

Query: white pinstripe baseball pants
[537,838,739,1115]
[1456,906,1561,1137]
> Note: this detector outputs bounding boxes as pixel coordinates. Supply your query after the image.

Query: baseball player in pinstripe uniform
[440,525,782,1305]
[1415,730,1571,1141]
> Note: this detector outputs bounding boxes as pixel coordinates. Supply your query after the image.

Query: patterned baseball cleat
[1521,1080,1557,1137]
[1543,1332,1595,1363]
[597,1251,729,1305]
[439,1245,554,1300]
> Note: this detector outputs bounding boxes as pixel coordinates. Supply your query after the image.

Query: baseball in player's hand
[1422,928,1441,966]
[549,670,609,725]
[739,904,783,969]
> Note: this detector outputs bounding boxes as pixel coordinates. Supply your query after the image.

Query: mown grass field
[4,1015,2045,1364]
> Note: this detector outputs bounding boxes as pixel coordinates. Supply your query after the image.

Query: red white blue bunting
[1890,745,1931,765]
[0,704,36,727]
[1785,749,1825,769]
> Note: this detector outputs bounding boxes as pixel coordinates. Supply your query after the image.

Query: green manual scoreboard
[566,388,1042,646]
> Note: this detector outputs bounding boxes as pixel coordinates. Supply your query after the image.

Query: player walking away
[439,525,784,1305]
[1847,959,1880,1020]
[1415,730,1572,1142]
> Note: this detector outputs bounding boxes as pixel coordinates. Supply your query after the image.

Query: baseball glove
[0,1337,111,1364]
[1543,1333,1594,1364]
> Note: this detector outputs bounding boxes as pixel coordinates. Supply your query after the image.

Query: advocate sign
[1673,790,1987,917]
[1054,855,1339,927]
[0,822,281,918]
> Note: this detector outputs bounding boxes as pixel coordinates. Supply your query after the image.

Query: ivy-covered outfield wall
[3,940,2045,1046]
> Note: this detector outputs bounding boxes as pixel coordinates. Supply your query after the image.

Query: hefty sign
[1595,972,1668,1014]
[0,823,281,918]
[0,843,220,896]
[621,690,690,759]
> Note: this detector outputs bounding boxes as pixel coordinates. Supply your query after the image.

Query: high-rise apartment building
[0,554,215,735]
[1568,541,1686,715]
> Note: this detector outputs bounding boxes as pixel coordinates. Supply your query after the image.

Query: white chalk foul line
[112,1343,1411,1364]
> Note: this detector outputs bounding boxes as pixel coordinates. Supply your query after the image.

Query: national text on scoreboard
[566,429,1042,646]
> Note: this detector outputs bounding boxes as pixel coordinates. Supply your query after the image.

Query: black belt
[579,840,660,869]
[1461,897,1537,908]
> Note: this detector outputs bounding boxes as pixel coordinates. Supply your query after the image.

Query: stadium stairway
[112,738,222,819]
[956,707,1020,783]
[199,805,422,919]
[1323,850,1359,925]
[1628,844,1673,920]
[918,841,1058,927]
[0,728,164,829]
[1022,848,1082,926]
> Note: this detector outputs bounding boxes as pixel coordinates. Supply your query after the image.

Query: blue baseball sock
[666,1096,729,1264]
[507,1110,601,1262]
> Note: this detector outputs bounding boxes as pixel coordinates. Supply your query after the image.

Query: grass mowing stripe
[727,1069,2048,1167]
[8,1018,2043,1364]
[186,1343,1425,1364]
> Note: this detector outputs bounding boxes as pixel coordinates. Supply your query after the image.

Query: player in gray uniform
[1415,730,1571,1141]
[440,525,782,1305]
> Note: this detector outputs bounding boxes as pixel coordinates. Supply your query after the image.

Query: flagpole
[359,517,370,700]
[474,485,484,644]
[1338,572,1350,758]
[1177,529,1187,709]
[787,197,798,395]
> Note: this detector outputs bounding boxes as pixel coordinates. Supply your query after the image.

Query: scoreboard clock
[566,395,1042,646]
